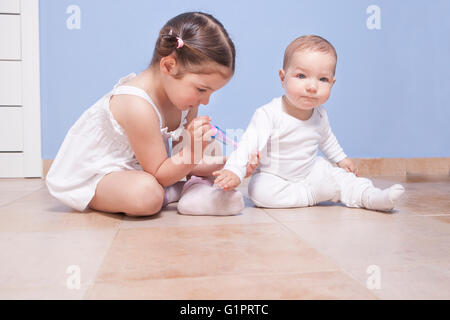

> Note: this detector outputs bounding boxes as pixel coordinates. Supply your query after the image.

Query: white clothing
[224,97,347,182]
[249,157,373,208]
[46,73,189,211]
[224,96,375,209]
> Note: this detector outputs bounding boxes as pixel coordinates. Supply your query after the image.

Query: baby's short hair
[283,35,337,74]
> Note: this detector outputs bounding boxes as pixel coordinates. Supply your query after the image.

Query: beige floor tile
[345,260,450,300]
[95,224,339,283]
[87,271,378,300]
[1,176,449,299]
[394,181,450,216]
[120,199,275,229]
[0,190,38,208]
[0,179,45,207]
[282,216,450,270]
[0,187,123,232]
[0,284,93,300]
[433,216,450,224]
[0,178,45,192]
[0,229,117,299]
[262,203,404,223]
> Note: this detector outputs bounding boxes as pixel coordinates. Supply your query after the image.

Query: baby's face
[280,49,336,111]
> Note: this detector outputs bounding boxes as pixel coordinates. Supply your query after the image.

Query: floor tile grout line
[0,185,47,210]
[272,214,450,299]
[268,217,390,298]
[82,225,122,300]
[89,267,361,284]
[330,258,450,300]
[87,269,379,300]
[252,206,283,224]
[336,268,383,300]
[275,215,450,262]
[257,211,446,224]
[259,215,363,281]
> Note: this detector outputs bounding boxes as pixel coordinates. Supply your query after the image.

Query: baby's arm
[212,152,260,190]
[111,96,210,187]
[318,108,357,174]
[213,108,272,188]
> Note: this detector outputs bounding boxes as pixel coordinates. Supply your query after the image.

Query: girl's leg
[88,170,164,217]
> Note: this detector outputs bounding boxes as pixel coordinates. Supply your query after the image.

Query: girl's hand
[212,169,241,190]
[337,158,358,176]
[244,152,260,178]
[184,116,214,162]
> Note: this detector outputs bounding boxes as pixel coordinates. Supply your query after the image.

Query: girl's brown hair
[151,12,236,76]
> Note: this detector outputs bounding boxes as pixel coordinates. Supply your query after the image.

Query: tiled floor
[0,175,449,299]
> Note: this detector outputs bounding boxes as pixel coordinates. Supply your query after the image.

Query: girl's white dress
[46,73,189,211]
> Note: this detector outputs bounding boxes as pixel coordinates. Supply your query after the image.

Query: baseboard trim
[42,159,53,179]
[42,157,450,180]
[352,157,449,177]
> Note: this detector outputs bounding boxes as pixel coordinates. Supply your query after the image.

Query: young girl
[46,12,255,217]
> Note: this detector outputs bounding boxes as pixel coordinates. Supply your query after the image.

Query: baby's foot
[177,176,244,216]
[362,184,405,211]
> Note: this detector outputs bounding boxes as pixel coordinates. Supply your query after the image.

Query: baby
[213,35,405,211]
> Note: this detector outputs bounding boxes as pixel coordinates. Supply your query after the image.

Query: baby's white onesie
[224,97,404,210]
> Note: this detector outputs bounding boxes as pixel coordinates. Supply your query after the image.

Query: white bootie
[177,176,244,216]
[362,184,405,211]
[162,181,185,207]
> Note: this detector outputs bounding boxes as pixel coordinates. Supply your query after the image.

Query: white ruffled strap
[113,73,137,89]
[112,82,163,129]
[170,110,189,141]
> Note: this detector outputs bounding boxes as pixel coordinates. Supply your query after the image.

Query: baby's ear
[332,77,336,86]
[278,69,286,87]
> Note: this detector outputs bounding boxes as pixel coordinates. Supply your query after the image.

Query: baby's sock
[309,175,341,204]
[361,184,405,211]
[162,181,186,207]
[177,176,244,216]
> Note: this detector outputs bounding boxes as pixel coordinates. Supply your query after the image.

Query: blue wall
[39,0,450,159]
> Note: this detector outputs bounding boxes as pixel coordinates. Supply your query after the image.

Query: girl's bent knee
[127,178,164,216]
[127,196,163,216]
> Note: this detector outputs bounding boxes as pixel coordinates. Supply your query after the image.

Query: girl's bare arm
[110,95,199,186]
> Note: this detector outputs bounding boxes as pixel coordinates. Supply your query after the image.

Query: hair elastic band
[176,37,184,49]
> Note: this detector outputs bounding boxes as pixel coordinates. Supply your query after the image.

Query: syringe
[210,124,238,148]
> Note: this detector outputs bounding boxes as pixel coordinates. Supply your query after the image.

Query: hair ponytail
[156,34,181,57]
[151,12,236,74]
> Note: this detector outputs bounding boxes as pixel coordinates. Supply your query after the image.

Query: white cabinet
[0,0,21,14]
[0,107,23,151]
[0,61,22,105]
[0,15,21,59]
[0,0,41,178]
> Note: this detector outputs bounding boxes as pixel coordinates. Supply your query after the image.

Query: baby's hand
[244,152,260,178]
[337,158,358,176]
[212,169,241,190]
